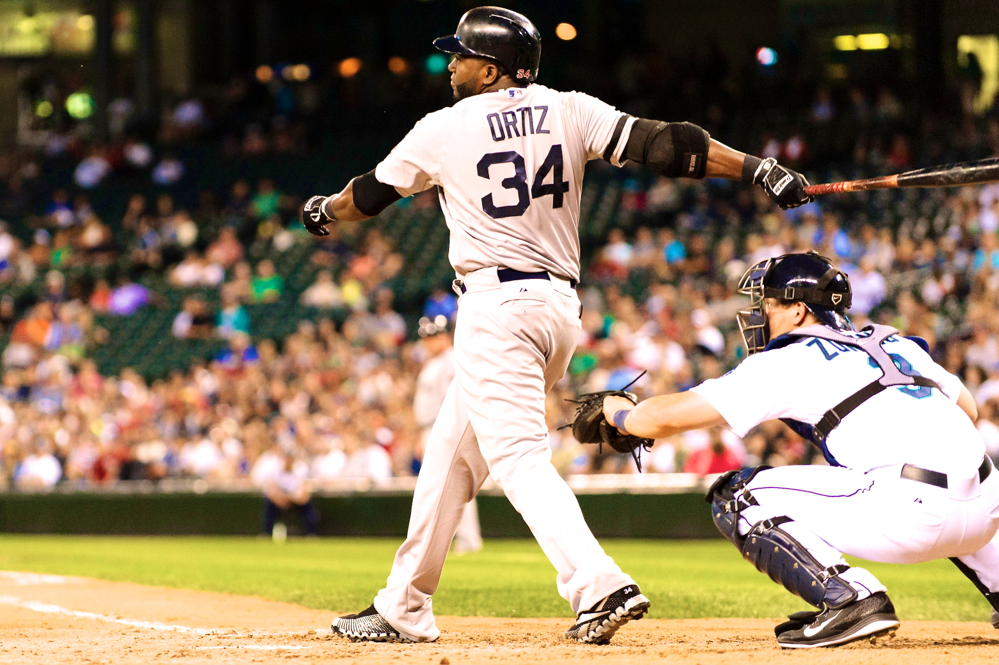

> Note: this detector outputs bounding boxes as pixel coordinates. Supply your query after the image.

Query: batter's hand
[753,158,813,210]
[301,195,333,236]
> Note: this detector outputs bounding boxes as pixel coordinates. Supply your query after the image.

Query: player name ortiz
[302,5,810,646]
[594,251,999,649]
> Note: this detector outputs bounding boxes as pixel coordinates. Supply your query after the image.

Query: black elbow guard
[623,119,710,179]
[352,170,402,217]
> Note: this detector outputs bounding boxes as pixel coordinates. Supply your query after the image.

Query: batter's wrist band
[612,409,631,433]
[742,155,763,184]
[320,195,338,221]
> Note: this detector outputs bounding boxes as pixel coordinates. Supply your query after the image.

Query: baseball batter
[597,251,999,648]
[301,6,812,644]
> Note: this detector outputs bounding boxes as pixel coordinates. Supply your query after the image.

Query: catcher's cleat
[776,592,900,649]
[564,585,650,644]
[992,609,999,630]
[331,605,420,643]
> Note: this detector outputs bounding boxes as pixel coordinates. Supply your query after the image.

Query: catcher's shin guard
[741,516,858,609]
[706,467,857,609]
[705,466,770,546]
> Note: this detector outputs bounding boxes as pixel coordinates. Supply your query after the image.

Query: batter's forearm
[323,179,373,223]
[705,139,761,182]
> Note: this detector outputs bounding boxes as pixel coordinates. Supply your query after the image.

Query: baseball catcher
[596,251,999,648]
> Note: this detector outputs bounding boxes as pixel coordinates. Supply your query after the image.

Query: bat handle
[804,175,900,196]
[804,182,854,196]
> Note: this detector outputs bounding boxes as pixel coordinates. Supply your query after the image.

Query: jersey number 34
[477,145,569,219]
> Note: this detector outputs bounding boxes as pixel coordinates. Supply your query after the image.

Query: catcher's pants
[737,462,999,601]
[373,268,635,641]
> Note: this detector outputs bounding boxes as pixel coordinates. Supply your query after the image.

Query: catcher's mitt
[566,373,653,472]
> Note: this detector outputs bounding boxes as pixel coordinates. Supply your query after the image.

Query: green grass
[0,536,989,621]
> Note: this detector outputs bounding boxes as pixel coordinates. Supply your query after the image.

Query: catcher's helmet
[433,6,541,83]
[736,251,853,355]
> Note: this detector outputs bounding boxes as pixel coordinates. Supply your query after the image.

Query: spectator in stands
[78,214,117,266]
[169,252,224,288]
[172,297,215,339]
[89,279,113,313]
[152,153,186,186]
[0,295,16,333]
[251,259,283,303]
[365,288,406,348]
[300,270,343,309]
[850,256,888,315]
[340,429,392,480]
[14,439,62,489]
[660,228,686,266]
[681,427,743,476]
[217,292,251,339]
[251,178,281,220]
[222,261,254,304]
[109,275,152,316]
[205,227,244,269]
[422,289,457,322]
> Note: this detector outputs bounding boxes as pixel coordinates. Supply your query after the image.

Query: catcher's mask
[736,251,854,355]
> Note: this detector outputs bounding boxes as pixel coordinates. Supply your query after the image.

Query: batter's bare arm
[621,118,812,209]
[602,392,727,440]
[301,170,403,235]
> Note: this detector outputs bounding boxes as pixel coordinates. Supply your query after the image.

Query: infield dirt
[0,572,995,664]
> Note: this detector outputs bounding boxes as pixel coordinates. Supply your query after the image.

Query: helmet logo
[831,293,843,306]
[517,69,530,79]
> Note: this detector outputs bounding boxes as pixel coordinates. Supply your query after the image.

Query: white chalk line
[0,571,81,586]
[0,596,217,635]
[0,570,332,644]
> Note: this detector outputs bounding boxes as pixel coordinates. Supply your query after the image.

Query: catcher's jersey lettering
[374,84,634,281]
[486,106,550,141]
[691,334,982,475]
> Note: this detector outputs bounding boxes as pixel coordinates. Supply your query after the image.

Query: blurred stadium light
[958,35,999,113]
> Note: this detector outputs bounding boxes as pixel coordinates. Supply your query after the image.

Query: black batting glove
[753,158,813,210]
[301,195,333,236]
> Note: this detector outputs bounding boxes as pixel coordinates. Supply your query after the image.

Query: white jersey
[375,84,634,281]
[692,332,982,475]
[413,347,456,429]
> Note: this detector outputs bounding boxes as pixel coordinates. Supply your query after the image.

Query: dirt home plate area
[0,572,994,665]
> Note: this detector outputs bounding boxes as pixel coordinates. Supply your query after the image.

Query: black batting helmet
[736,251,853,355]
[433,7,541,83]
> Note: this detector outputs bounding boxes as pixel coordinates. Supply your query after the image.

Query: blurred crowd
[1,56,999,490]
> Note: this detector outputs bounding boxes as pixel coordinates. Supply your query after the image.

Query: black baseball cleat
[774,610,821,637]
[331,605,419,643]
[564,585,650,644]
[776,592,900,649]
[991,609,999,630]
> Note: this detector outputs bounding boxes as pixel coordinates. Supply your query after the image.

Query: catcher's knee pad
[741,516,858,609]
[705,466,770,546]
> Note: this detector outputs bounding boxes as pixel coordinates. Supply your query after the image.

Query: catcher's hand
[567,387,653,472]
[301,195,333,236]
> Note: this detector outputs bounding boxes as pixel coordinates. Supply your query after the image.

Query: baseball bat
[803,156,999,196]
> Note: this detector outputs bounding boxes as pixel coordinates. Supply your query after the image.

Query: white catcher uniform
[371,84,639,640]
[413,343,482,554]
[693,329,999,601]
